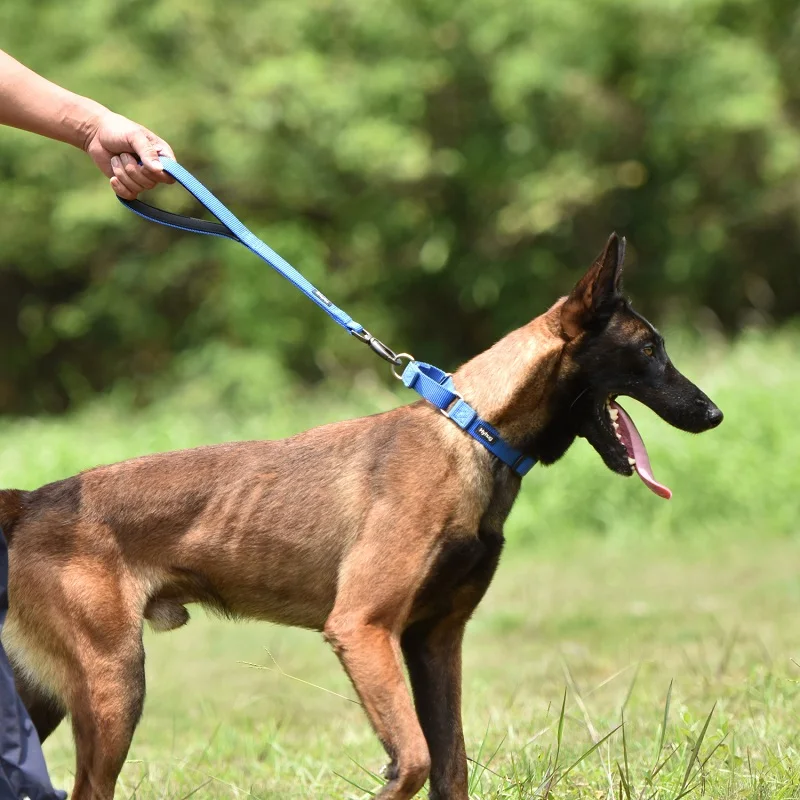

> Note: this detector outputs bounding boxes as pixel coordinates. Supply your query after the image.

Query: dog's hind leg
[68,632,145,800]
[62,578,147,800]
[14,671,66,743]
[8,569,146,799]
[12,556,150,800]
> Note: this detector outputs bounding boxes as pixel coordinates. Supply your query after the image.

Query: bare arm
[0,49,175,199]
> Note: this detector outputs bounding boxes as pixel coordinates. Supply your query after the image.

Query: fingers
[108,126,177,198]
[129,129,176,186]
[87,111,178,196]
[109,153,158,200]
[129,129,163,172]
[109,176,133,199]
[153,138,176,162]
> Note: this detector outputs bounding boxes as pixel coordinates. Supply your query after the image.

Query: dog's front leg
[326,618,430,798]
[324,538,434,800]
[401,530,505,799]
[402,617,469,800]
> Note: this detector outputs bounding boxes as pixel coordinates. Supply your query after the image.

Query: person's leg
[0,527,66,800]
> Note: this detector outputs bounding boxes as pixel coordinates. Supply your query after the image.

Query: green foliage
[2,0,800,412]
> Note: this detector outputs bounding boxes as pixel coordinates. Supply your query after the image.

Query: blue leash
[119,157,536,477]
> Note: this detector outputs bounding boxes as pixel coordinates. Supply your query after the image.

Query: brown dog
[0,233,722,800]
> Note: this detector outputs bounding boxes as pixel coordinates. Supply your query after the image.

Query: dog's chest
[411,469,520,621]
[409,472,519,622]
[409,531,503,622]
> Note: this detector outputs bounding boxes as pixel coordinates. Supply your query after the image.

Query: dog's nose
[706,405,723,428]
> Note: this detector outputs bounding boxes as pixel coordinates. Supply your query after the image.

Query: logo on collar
[475,425,496,444]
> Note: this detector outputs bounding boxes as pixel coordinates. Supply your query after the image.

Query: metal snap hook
[352,329,400,364]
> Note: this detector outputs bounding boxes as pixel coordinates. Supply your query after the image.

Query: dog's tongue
[610,401,672,500]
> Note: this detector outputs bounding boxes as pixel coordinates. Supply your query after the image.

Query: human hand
[83,110,175,199]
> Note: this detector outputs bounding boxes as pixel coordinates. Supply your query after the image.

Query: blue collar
[400,361,537,477]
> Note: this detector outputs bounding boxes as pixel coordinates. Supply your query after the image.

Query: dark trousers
[0,530,65,800]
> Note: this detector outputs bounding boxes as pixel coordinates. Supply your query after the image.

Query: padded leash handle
[121,198,237,240]
[118,156,363,334]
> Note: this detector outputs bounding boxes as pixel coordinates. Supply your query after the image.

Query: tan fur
[2,242,657,799]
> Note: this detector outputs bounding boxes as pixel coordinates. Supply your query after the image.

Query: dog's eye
[642,345,655,357]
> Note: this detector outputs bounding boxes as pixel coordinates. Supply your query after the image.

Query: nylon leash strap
[119,157,536,477]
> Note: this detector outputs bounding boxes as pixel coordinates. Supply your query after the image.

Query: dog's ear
[561,232,625,339]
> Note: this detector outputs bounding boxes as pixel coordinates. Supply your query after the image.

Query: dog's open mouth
[607,398,672,500]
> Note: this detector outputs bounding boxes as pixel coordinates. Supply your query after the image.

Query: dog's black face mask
[558,234,723,498]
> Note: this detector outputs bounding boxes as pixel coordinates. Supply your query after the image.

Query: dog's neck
[452,299,581,466]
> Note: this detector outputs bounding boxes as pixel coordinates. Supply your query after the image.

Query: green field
[1,329,799,799]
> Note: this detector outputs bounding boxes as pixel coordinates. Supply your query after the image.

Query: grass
[38,536,800,798]
[1,327,799,798]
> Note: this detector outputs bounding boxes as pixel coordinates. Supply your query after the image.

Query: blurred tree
[1,0,799,413]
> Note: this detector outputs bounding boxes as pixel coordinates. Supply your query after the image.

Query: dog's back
[2,438,357,697]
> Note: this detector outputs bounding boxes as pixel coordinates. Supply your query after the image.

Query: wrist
[60,95,109,151]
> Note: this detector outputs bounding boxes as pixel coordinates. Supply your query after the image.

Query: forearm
[1,48,175,198]
[0,49,107,149]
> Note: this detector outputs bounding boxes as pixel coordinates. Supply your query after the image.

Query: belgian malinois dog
[0,233,722,800]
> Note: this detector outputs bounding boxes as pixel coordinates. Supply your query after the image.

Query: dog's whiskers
[569,387,590,412]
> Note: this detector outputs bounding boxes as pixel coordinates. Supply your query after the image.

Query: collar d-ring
[391,353,415,380]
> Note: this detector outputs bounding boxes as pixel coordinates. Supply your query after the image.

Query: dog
[0,233,722,800]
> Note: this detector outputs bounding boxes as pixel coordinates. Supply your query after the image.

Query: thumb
[129,129,163,172]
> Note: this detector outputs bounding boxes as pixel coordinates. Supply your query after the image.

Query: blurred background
[1,0,799,543]
[2,3,800,797]
[2,0,800,416]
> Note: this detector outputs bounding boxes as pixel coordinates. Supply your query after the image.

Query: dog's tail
[0,490,27,544]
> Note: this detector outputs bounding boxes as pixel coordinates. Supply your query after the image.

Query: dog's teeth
[609,408,619,420]
[628,457,636,466]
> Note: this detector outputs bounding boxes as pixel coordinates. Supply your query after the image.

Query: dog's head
[549,233,722,498]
